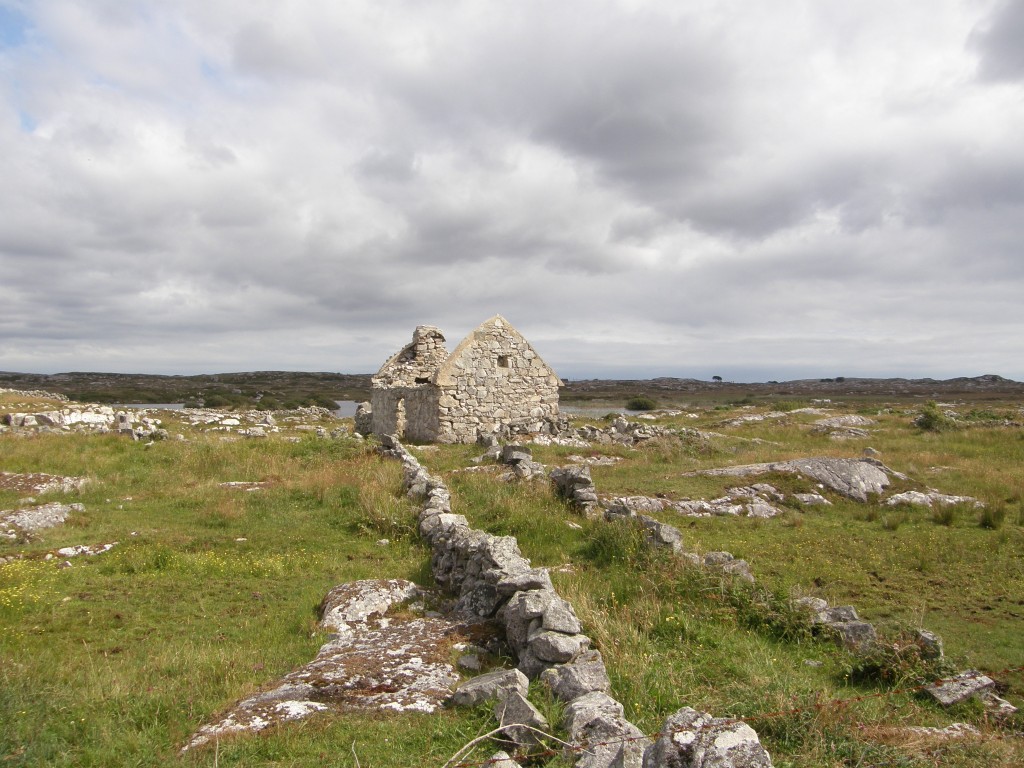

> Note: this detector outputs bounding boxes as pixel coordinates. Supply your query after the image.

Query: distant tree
[712,375,723,383]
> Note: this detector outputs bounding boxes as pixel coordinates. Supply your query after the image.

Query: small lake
[560,405,645,417]
[334,400,360,417]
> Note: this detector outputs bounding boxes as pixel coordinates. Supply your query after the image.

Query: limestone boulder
[643,707,773,768]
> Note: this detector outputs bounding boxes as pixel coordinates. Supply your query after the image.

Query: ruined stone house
[362,315,562,443]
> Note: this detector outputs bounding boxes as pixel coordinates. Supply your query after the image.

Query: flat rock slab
[1,502,84,539]
[686,457,892,502]
[923,670,995,707]
[0,471,89,495]
[185,579,491,752]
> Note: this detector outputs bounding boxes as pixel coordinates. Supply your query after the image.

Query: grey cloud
[1,2,1023,380]
[970,0,1024,81]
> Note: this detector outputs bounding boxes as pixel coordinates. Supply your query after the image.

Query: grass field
[1,392,1022,767]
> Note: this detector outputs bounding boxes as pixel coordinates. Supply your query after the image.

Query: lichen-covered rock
[826,620,877,651]
[185,579,479,752]
[561,691,650,767]
[529,630,590,663]
[540,650,612,702]
[451,668,529,708]
[1,502,84,539]
[689,458,893,502]
[924,670,996,706]
[643,707,773,768]
[494,690,549,746]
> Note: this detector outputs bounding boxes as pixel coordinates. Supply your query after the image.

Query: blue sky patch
[0,5,29,49]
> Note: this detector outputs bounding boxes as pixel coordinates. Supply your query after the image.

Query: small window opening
[497,355,510,368]
[415,377,430,384]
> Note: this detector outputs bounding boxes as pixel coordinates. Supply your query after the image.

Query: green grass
[2,394,1023,767]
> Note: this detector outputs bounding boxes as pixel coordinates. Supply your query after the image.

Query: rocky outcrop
[607,485,786,520]
[1,502,84,540]
[885,490,982,508]
[185,578,478,751]
[687,457,897,502]
[0,471,88,495]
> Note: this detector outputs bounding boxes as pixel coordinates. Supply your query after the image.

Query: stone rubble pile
[380,434,774,767]
[792,598,879,652]
[571,416,674,446]
[0,406,170,440]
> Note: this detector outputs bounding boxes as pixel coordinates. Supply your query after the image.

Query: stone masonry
[365,316,562,444]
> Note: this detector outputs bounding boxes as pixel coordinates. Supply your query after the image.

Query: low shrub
[915,401,956,432]
[625,395,657,411]
[842,631,953,688]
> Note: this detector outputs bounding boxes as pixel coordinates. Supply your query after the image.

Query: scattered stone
[218,481,269,491]
[565,454,623,466]
[980,690,1018,719]
[720,411,788,427]
[792,492,831,506]
[55,543,117,558]
[900,722,980,740]
[814,415,877,429]
[826,621,878,652]
[914,629,944,659]
[487,751,522,768]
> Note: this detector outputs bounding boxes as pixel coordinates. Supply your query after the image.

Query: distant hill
[0,370,373,410]
[3,370,1022,410]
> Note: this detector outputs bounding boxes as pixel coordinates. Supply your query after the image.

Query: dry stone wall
[379,435,775,768]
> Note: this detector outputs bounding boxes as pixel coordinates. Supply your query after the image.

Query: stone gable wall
[435,318,560,443]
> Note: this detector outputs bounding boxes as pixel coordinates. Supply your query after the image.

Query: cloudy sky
[1,1,1022,381]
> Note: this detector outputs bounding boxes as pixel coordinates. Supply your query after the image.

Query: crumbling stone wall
[370,326,448,442]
